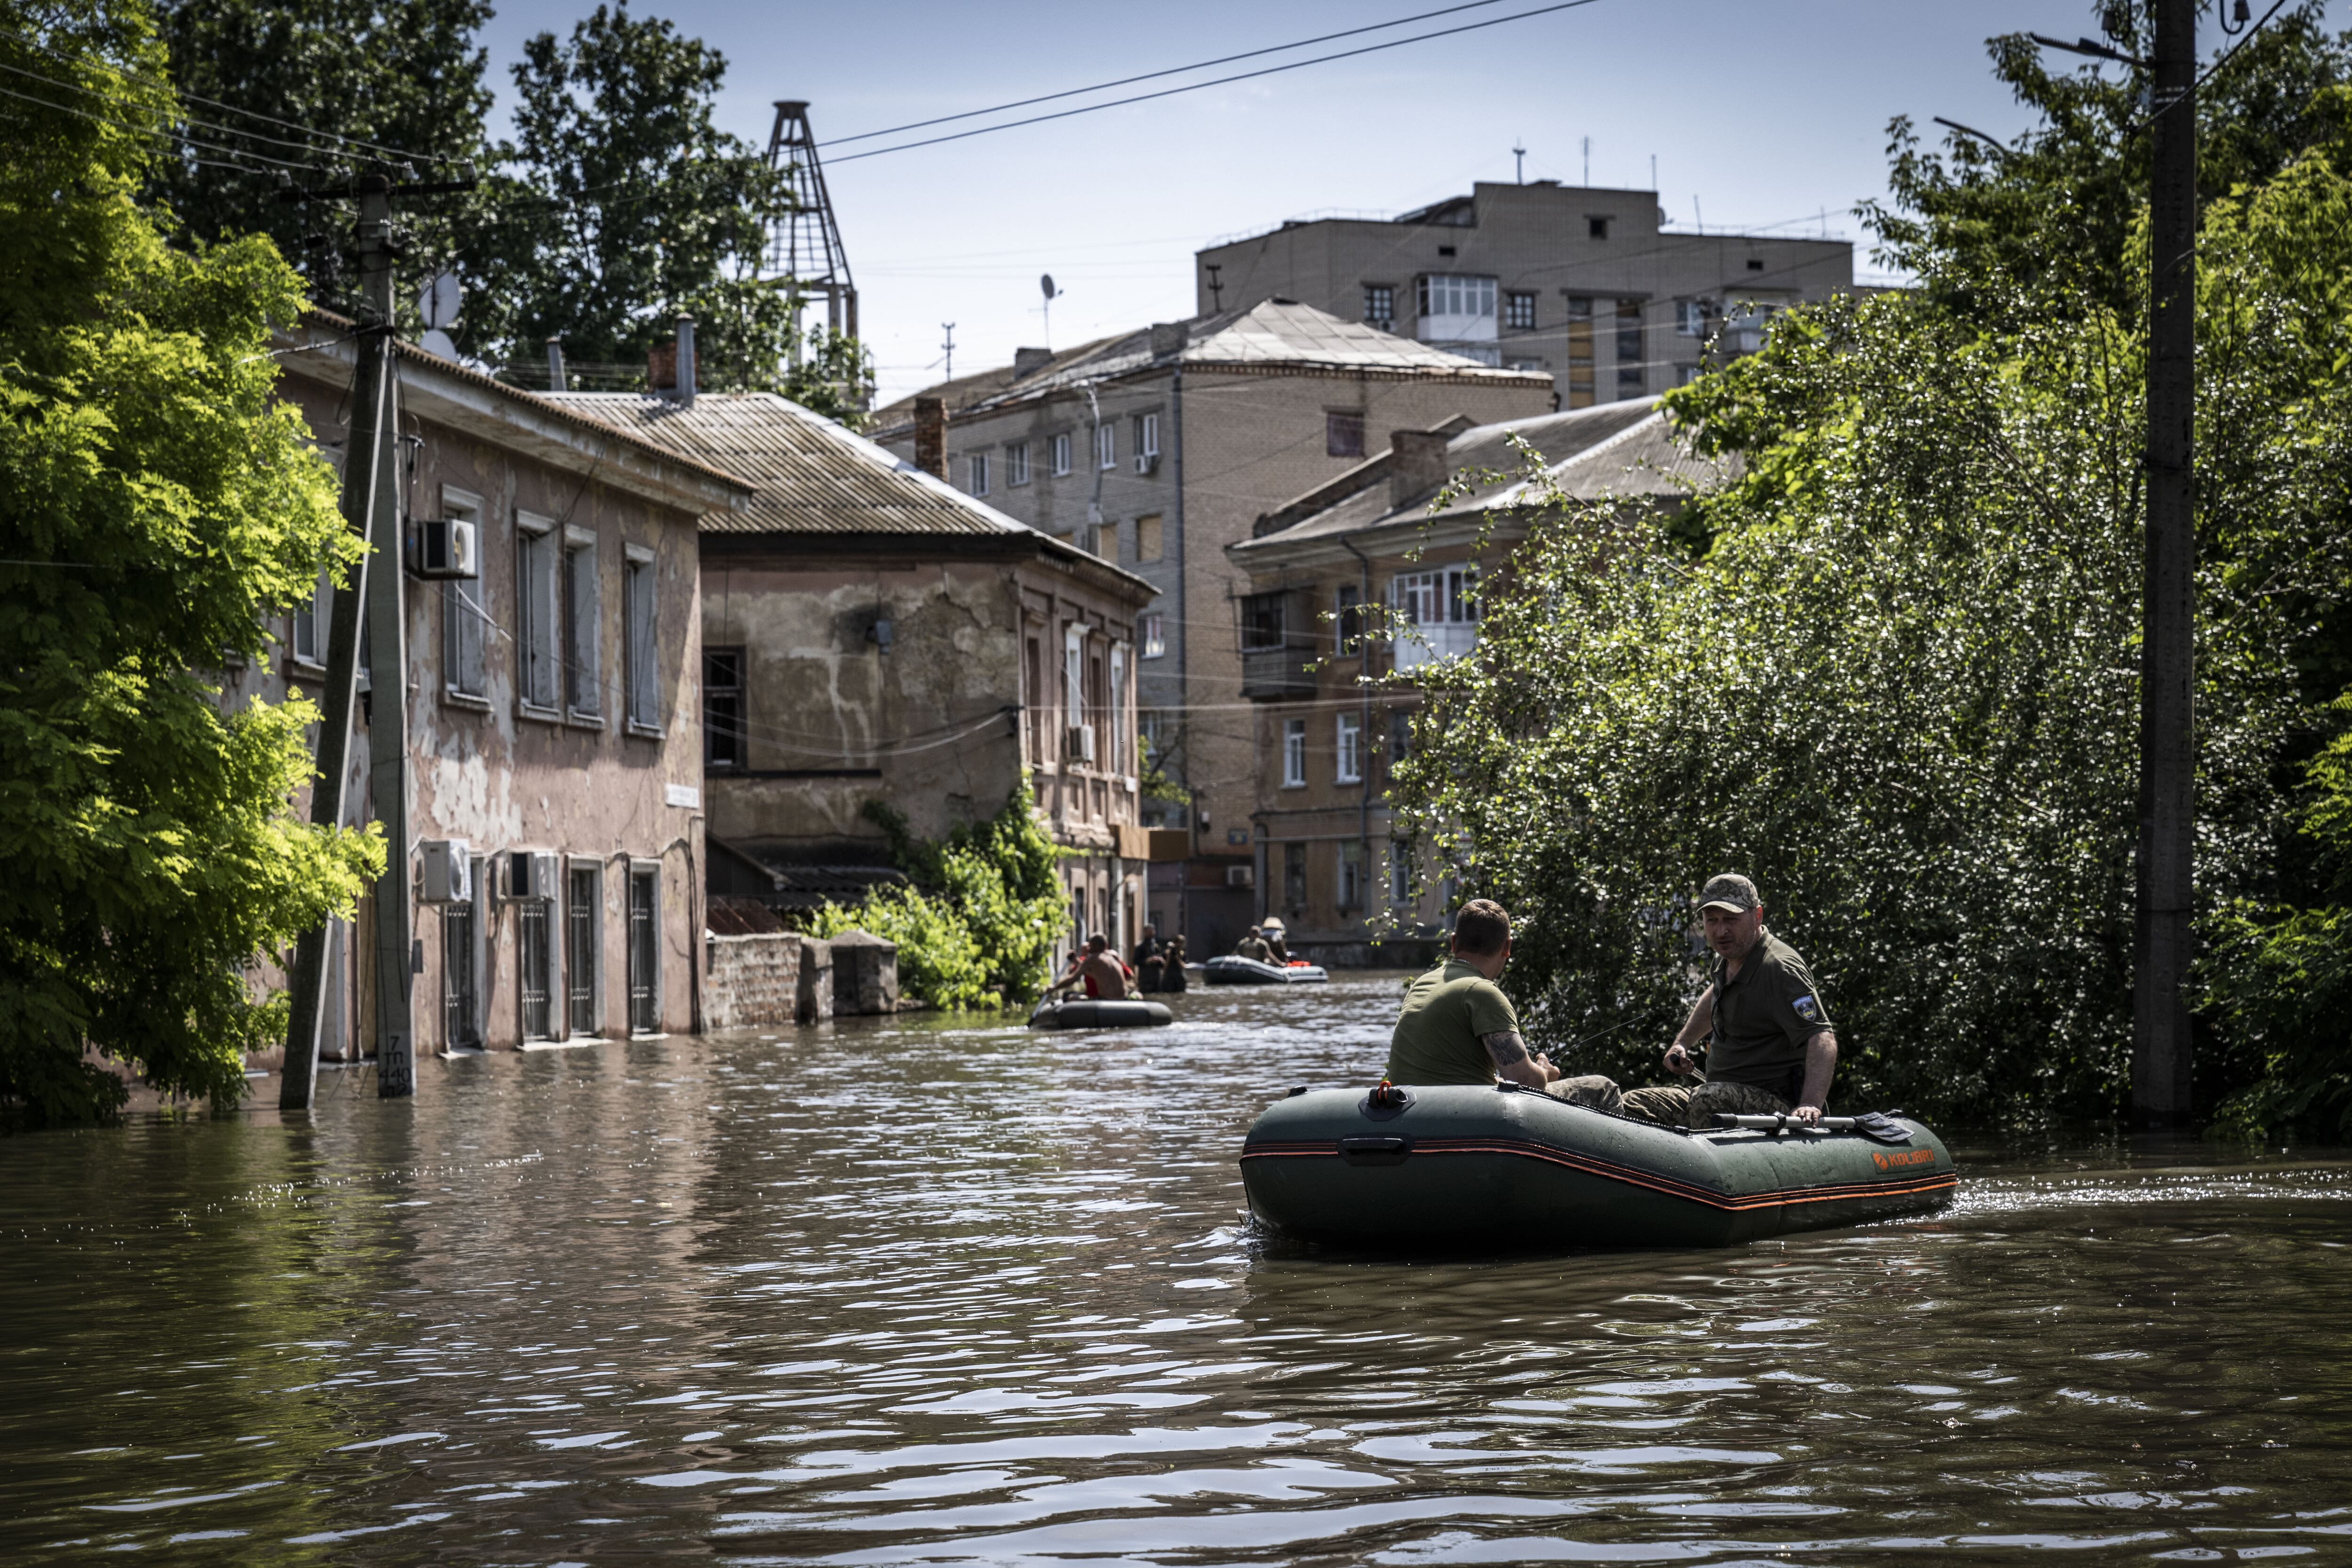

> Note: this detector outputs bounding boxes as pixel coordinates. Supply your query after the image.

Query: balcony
[1241,642,1318,700]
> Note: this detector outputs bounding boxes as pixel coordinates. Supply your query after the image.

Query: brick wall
[704,933,802,1030]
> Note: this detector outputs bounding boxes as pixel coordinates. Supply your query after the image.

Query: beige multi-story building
[873,299,1552,956]
[1194,181,1852,402]
[248,324,751,1061]
[1226,398,1732,962]
[554,389,1156,964]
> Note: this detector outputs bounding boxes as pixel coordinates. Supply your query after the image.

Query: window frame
[1049,432,1072,476]
[1008,441,1031,487]
[516,511,561,718]
[562,525,602,724]
[1335,711,1363,784]
[1133,412,1160,472]
[1362,283,1395,328]
[439,488,490,705]
[968,452,990,496]
[703,646,745,771]
[622,542,660,737]
[1326,410,1366,459]
[1134,513,1164,563]
[1503,291,1538,331]
[1281,717,1307,789]
[1096,423,1116,472]
[1140,612,1166,660]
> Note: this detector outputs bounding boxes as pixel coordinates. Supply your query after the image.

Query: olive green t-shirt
[1384,959,1521,1085]
[1705,929,1834,1101]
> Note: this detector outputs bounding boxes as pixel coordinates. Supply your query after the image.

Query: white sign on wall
[665,783,701,809]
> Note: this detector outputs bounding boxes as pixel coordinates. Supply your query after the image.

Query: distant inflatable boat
[1203,956,1329,985]
[1028,998,1173,1029]
[1241,1084,1955,1249]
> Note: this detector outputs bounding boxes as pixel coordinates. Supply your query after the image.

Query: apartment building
[873,299,1552,957]
[1225,398,1733,962]
[551,390,1157,961]
[1194,181,1852,403]
[245,322,751,1061]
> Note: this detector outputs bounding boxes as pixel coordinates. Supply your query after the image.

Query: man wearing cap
[1551,873,1838,1128]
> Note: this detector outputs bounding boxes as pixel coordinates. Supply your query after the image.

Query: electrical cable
[0,79,325,171]
[829,0,1606,165]
[823,0,1522,148]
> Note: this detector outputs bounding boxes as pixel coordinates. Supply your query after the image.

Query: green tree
[811,784,1068,1009]
[145,0,492,275]
[0,0,383,1125]
[456,1,872,421]
[1387,131,2352,1127]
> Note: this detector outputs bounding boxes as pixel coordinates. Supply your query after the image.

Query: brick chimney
[1390,428,1452,511]
[914,396,946,479]
[1013,347,1052,376]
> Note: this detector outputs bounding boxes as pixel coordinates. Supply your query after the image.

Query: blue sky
[473,1,2324,404]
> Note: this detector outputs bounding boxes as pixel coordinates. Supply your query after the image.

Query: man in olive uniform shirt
[1385,899,1561,1090]
[1552,873,1838,1128]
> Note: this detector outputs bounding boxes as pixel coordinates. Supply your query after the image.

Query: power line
[823,0,1521,149]
[0,80,323,173]
[829,0,1606,166]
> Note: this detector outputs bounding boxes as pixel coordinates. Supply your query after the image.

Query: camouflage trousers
[1547,1074,1793,1131]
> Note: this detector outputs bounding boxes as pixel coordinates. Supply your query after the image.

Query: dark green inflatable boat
[1241,1084,1955,1249]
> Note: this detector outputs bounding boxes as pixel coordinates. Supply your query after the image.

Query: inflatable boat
[1204,956,1329,986]
[1241,1083,1955,1249]
[1027,998,1173,1029]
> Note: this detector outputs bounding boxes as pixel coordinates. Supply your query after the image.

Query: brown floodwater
[3,973,2349,1565]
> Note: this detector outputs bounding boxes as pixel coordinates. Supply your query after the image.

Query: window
[1589,215,1611,239]
[566,863,599,1037]
[1415,274,1499,341]
[1240,591,1291,651]
[1135,514,1163,563]
[1390,841,1411,903]
[1337,840,1364,911]
[624,548,657,733]
[968,452,990,496]
[627,867,659,1034]
[441,491,486,700]
[1109,642,1128,774]
[1363,284,1395,328]
[517,515,560,712]
[1025,634,1043,760]
[292,569,331,667]
[1390,710,1413,765]
[1008,442,1030,486]
[1504,291,1537,331]
[563,532,601,719]
[1747,256,1766,271]
[1616,299,1645,395]
[519,893,553,1040]
[1336,712,1363,784]
[1049,432,1072,475]
[1283,841,1308,910]
[1565,294,1596,409]
[1676,299,1713,337]
[1064,624,1086,756]
[1282,718,1306,788]
[1096,422,1116,471]
[1391,566,1479,668]
[442,853,479,1048]
[1133,412,1159,472]
[1326,410,1365,459]
[704,647,744,769]
[1677,363,1706,387]
[1335,583,1365,655]
[1140,612,1166,659]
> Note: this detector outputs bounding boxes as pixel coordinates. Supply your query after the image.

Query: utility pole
[2136,0,2197,1126]
[940,321,955,380]
[278,165,471,1109]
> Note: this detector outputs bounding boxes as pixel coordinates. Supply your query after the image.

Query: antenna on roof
[940,321,955,380]
[1039,273,1064,349]
[765,101,858,354]
[1513,140,1526,184]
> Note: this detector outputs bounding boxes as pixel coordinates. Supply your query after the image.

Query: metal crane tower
[765,101,858,345]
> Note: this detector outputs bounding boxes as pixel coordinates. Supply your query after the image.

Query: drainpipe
[1169,358,1189,950]
[1341,531,1374,945]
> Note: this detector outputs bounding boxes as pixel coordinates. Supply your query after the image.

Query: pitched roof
[1232,398,1736,560]
[544,390,1026,538]
[870,335,1121,427]
[874,299,1545,435]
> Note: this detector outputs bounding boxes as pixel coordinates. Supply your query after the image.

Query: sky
[471,0,2327,406]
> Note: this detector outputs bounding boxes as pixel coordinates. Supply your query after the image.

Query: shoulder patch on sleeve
[1792,994,1820,1024]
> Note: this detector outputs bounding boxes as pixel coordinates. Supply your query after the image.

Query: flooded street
[5,973,2351,1564]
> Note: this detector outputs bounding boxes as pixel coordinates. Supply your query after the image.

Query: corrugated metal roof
[1234,398,1738,554]
[879,300,1545,432]
[546,391,1026,537]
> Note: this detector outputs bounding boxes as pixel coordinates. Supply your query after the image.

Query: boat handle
[1338,1136,1412,1166]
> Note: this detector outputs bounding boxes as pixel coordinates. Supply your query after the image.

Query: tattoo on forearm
[1482,1030,1529,1069]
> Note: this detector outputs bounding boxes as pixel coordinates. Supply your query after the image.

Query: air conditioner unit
[407,517,479,579]
[1133,451,1160,475]
[507,848,561,902]
[419,839,472,904]
[1065,723,1096,764]
[1225,864,1254,888]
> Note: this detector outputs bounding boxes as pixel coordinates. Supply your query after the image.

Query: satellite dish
[419,269,462,331]
[1040,273,1060,301]
[419,329,460,361]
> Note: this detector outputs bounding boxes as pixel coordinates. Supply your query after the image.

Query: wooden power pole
[2135,0,2197,1127]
